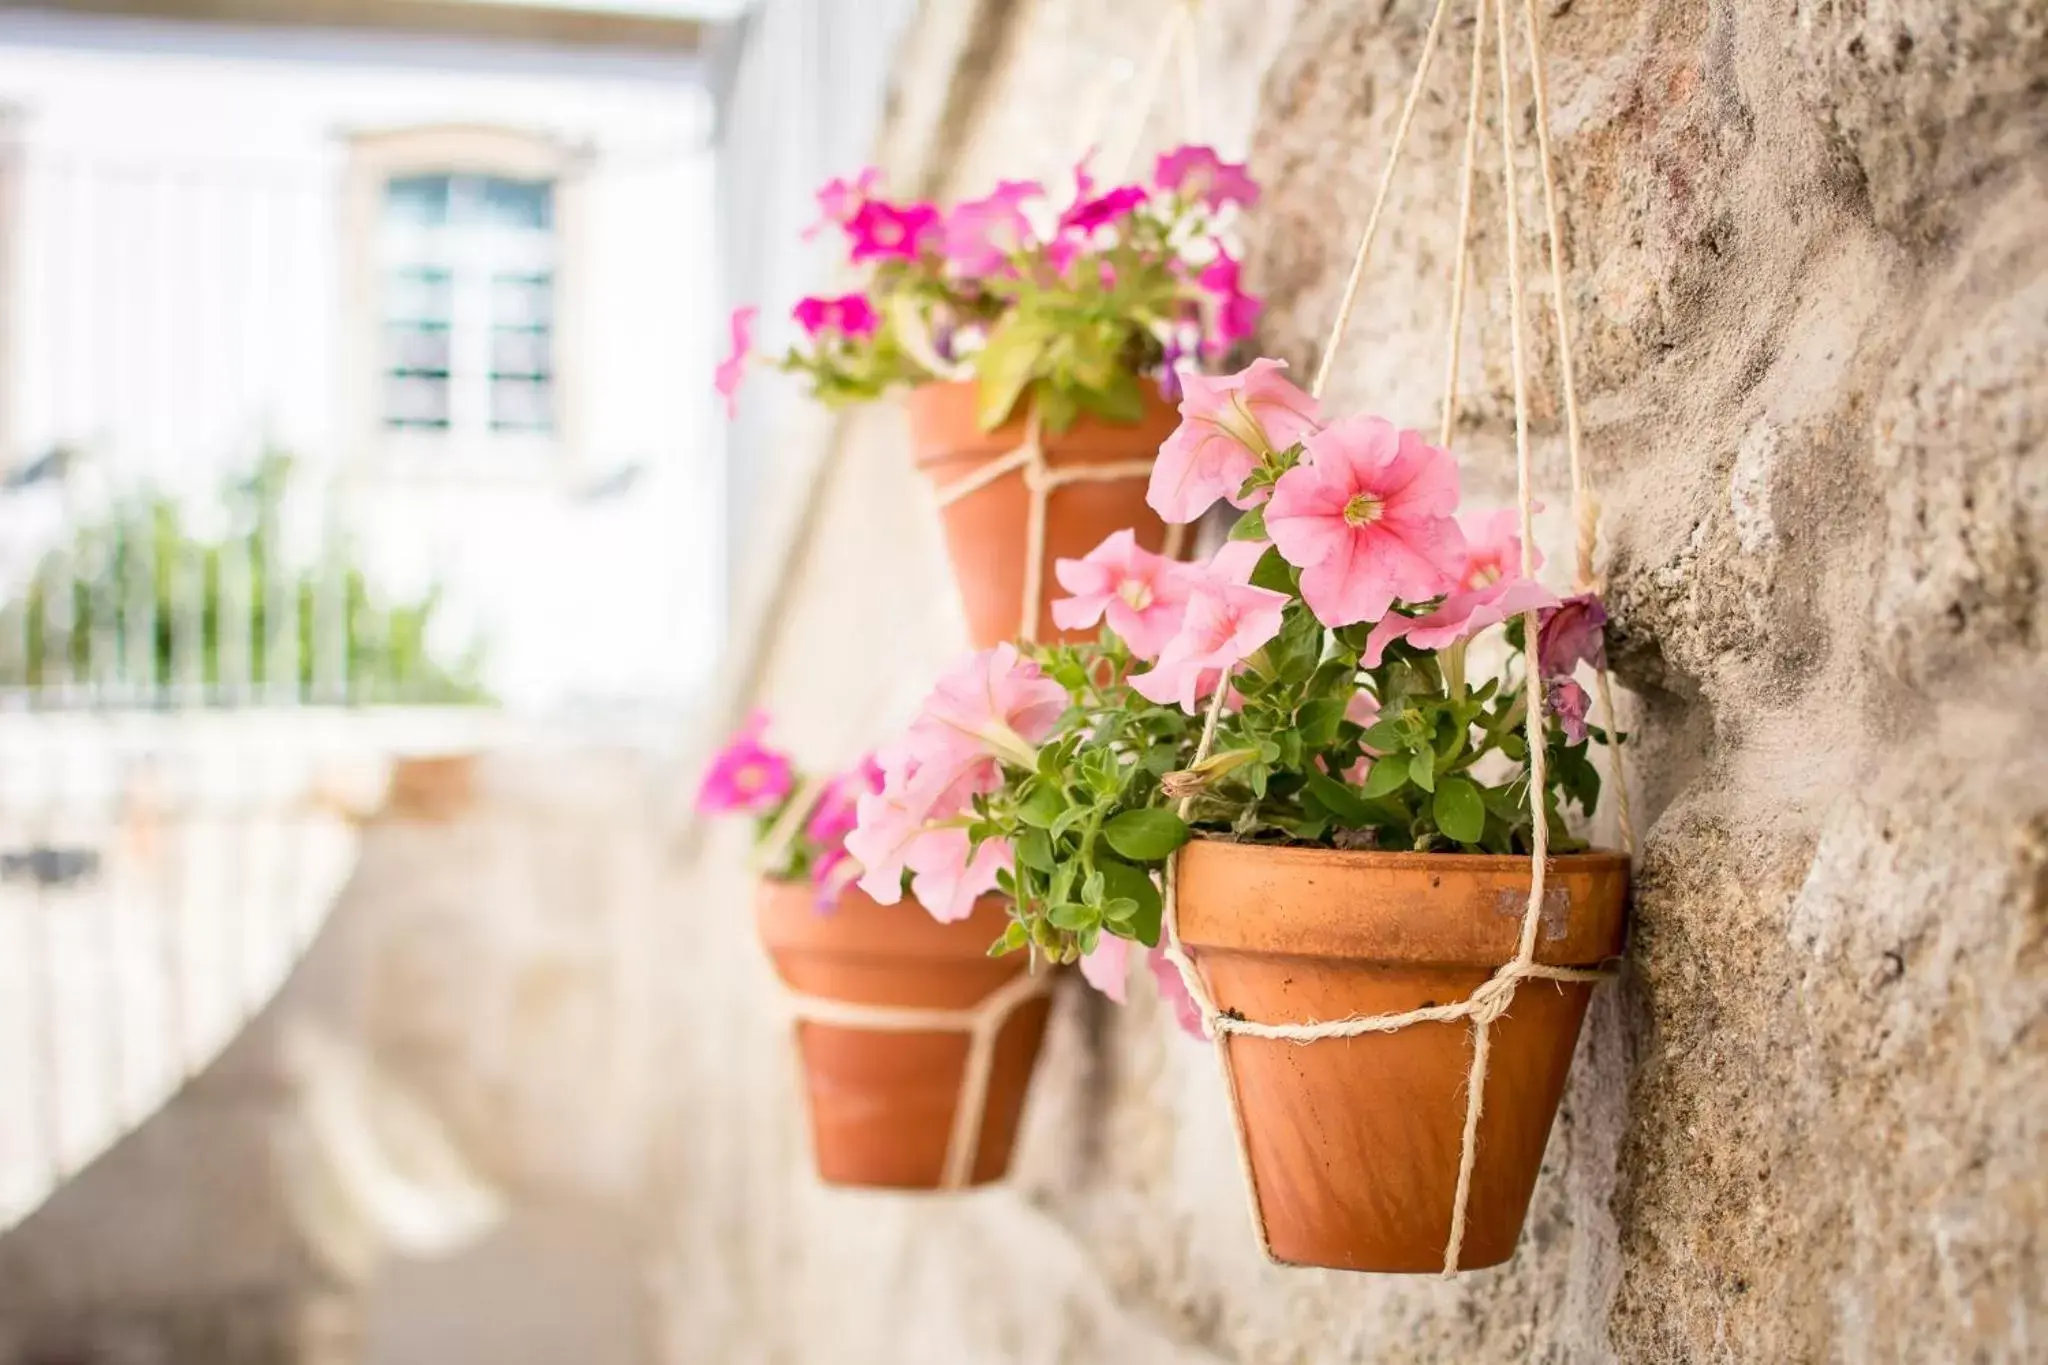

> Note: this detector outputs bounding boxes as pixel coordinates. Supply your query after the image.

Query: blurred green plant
[0,453,489,704]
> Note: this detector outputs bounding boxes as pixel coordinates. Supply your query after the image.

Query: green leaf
[1432,776,1486,844]
[1102,808,1191,862]
[1097,857,1163,947]
[1408,745,1437,793]
[1017,783,1064,828]
[975,316,1051,430]
[1073,368,1147,425]
[1297,697,1347,748]
[1303,769,1375,827]
[1360,758,1410,799]
[1016,829,1055,872]
[1228,507,1269,542]
[988,920,1029,956]
[1249,546,1296,595]
[1359,718,1408,751]
[1047,901,1095,932]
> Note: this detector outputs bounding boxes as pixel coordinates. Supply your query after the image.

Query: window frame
[341,125,589,483]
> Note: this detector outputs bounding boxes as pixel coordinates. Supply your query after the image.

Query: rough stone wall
[656,1,2048,1362]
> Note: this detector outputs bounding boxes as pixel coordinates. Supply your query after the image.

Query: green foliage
[0,454,488,703]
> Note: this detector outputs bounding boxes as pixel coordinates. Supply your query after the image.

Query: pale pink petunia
[1146,358,1323,524]
[846,741,997,906]
[714,306,756,420]
[1457,508,1539,591]
[1050,529,1194,659]
[905,828,1012,924]
[1359,575,1560,668]
[1266,415,1468,628]
[1538,593,1609,679]
[1128,577,1290,714]
[1147,948,1207,1039]
[1079,933,1131,1003]
[943,180,1042,275]
[1547,676,1592,744]
[1205,537,1271,586]
[846,199,941,263]
[910,643,1072,771]
[803,167,882,240]
[792,293,880,339]
[1154,144,1260,211]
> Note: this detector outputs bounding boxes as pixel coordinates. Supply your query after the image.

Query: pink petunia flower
[1146,358,1323,524]
[1128,576,1290,714]
[1538,593,1609,679]
[943,179,1041,276]
[909,643,1071,771]
[1079,933,1131,1003]
[792,293,881,340]
[803,167,882,240]
[1147,948,1207,1039]
[1456,508,1540,591]
[805,754,885,851]
[846,199,941,263]
[1547,675,1592,744]
[1205,537,1271,587]
[1059,184,1148,234]
[1266,415,1468,628]
[846,741,997,906]
[714,306,756,420]
[1154,144,1259,211]
[695,709,793,814]
[904,827,1012,924]
[1359,575,1561,668]
[1050,529,1194,660]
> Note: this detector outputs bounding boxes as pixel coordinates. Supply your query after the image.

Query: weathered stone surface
[652,0,2048,1362]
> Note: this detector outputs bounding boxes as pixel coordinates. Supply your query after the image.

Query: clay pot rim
[1182,836,1630,874]
[905,377,1180,472]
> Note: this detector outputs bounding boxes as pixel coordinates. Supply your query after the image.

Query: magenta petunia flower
[792,293,880,339]
[1146,358,1323,524]
[1266,416,1468,628]
[1538,593,1609,679]
[1050,529,1194,660]
[1128,576,1290,714]
[942,179,1041,276]
[1059,184,1148,234]
[714,306,756,420]
[1547,675,1592,744]
[1198,251,1262,353]
[803,166,882,240]
[846,198,941,263]
[1359,575,1560,668]
[694,709,794,814]
[1154,144,1259,211]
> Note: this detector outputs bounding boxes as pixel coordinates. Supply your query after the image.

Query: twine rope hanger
[1156,0,1630,1276]
[762,2,1206,1193]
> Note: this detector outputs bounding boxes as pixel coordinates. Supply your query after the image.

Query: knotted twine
[1156,0,1632,1275]
[761,1,1206,1190]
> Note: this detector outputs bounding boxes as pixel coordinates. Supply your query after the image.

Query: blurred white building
[0,4,722,716]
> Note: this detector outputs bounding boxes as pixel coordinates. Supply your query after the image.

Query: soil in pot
[755,878,1053,1189]
[1174,839,1629,1272]
[907,380,1182,648]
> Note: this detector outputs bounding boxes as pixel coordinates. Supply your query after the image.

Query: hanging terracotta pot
[907,379,1182,648]
[755,878,1054,1190]
[1174,839,1629,1272]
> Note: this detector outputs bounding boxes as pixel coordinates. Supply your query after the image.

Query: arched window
[343,126,587,474]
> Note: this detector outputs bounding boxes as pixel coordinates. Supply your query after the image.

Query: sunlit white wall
[0,13,719,715]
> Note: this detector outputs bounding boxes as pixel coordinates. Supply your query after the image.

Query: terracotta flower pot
[1174,839,1629,1272]
[755,878,1054,1189]
[906,379,1182,647]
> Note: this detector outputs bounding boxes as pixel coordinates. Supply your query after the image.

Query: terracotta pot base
[907,380,1182,647]
[1174,840,1629,1272]
[755,880,1052,1190]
